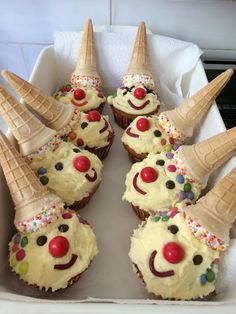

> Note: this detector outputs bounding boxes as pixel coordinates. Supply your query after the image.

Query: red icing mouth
[133,172,146,195]
[149,250,175,277]
[128,99,150,110]
[126,127,139,138]
[85,168,97,182]
[71,99,88,107]
[99,118,109,134]
[54,254,78,270]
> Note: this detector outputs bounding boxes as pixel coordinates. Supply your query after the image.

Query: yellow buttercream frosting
[54,83,105,112]
[123,152,202,212]
[129,211,219,300]
[70,111,113,148]
[29,142,102,205]
[122,115,174,154]
[108,84,160,115]
[9,211,98,291]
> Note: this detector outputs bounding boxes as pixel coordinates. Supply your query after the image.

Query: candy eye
[55,162,63,171]
[37,235,47,246]
[153,130,162,137]
[81,122,88,129]
[165,180,175,190]
[73,156,91,172]
[134,87,146,99]
[136,118,150,132]
[193,255,203,265]
[58,224,69,232]
[73,148,81,153]
[156,159,165,166]
[168,225,179,234]
[74,88,86,100]
[140,167,158,183]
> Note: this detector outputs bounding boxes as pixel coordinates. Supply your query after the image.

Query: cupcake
[107,22,160,129]
[129,167,236,300]
[0,84,102,210]
[54,19,106,113]
[2,70,114,160]
[122,69,233,162]
[0,131,98,291]
[123,127,236,220]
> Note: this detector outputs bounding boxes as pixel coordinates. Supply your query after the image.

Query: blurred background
[0,0,235,127]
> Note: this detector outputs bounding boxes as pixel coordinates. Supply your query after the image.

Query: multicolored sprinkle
[26,134,63,162]
[185,215,226,251]
[158,112,184,141]
[15,201,65,233]
[71,74,102,88]
[123,74,155,89]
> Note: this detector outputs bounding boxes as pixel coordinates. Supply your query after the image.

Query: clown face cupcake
[9,210,98,291]
[123,127,236,220]
[1,69,114,160]
[121,70,233,162]
[54,19,106,113]
[0,132,98,291]
[129,209,219,300]
[29,141,102,210]
[129,167,236,300]
[0,84,102,210]
[108,22,160,129]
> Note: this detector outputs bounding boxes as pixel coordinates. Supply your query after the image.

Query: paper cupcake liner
[111,105,159,129]
[70,183,100,211]
[132,204,150,220]
[123,143,148,163]
[132,263,216,301]
[85,129,115,161]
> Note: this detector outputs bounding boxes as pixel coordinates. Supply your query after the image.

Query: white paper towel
[54,31,202,108]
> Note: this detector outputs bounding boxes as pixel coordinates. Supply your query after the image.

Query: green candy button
[184,183,191,192]
[165,144,172,152]
[206,270,215,282]
[20,236,28,248]
[40,176,49,185]
[151,216,161,222]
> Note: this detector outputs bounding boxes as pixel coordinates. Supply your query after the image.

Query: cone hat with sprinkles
[71,18,101,87]
[186,167,236,246]
[176,127,236,185]
[0,84,56,156]
[165,69,233,139]
[1,70,75,131]
[0,131,62,232]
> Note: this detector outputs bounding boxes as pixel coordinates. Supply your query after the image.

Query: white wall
[0,0,236,87]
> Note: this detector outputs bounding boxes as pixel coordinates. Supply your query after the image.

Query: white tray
[0,35,236,313]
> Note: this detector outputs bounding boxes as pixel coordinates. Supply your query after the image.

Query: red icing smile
[85,168,97,182]
[149,250,175,277]
[126,127,139,138]
[128,99,150,110]
[133,172,146,195]
[99,118,109,134]
[54,254,78,270]
[71,99,88,107]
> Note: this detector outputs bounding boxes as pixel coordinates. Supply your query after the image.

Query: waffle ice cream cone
[178,127,236,185]
[0,84,56,156]
[1,70,75,130]
[0,131,61,231]
[71,19,101,82]
[166,69,233,138]
[187,167,236,244]
[127,21,151,76]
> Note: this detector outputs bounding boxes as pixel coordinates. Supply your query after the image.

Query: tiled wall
[0,0,236,86]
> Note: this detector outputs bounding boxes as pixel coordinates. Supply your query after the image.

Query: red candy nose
[49,236,69,258]
[162,242,185,264]
[73,156,91,172]
[74,88,86,100]
[134,87,146,100]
